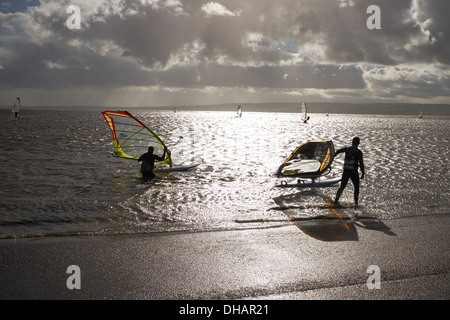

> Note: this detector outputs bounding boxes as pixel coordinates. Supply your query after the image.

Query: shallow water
[0,108,449,239]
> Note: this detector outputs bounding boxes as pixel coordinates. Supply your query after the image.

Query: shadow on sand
[272,190,396,242]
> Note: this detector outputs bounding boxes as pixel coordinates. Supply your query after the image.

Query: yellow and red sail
[102,111,172,166]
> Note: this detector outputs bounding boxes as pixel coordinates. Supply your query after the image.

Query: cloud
[0,0,449,106]
[201,2,239,17]
[364,64,450,100]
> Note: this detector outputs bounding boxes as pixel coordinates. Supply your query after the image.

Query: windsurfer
[334,137,365,207]
[138,146,169,179]
[13,103,20,119]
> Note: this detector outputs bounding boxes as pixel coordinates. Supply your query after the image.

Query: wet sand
[0,215,449,300]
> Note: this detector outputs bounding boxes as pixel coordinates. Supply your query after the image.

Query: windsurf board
[276,177,341,188]
[154,163,200,173]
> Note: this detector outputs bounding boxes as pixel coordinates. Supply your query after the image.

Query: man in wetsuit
[334,137,365,207]
[137,146,168,179]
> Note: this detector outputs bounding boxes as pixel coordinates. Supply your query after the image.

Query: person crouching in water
[138,146,168,179]
[334,137,365,207]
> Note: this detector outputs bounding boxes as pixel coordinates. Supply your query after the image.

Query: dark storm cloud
[0,0,449,104]
[166,63,366,89]
[0,36,364,90]
[409,0,450,64]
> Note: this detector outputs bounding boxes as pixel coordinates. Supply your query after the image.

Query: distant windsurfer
[334,137,365,207]
[138,146,169,179]
[13,103,20,119]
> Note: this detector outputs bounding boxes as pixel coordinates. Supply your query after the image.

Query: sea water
[0,108,449,239]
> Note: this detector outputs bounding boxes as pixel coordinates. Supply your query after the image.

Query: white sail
[12,97,21,119]
[300,102,309,123]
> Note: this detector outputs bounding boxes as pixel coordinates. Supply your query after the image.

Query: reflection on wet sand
[293,218,358,241]
[272,190,396,241]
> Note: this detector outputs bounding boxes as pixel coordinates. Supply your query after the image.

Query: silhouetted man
[334,137,365,207]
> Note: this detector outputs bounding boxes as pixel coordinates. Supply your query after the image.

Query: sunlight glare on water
[0,109,448,239]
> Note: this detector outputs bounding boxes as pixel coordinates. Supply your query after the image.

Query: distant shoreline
[1,102,449,116]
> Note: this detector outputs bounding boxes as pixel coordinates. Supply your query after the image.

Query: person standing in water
[13,103,20,119]
[334,137,365,207]
[137,146,168,179]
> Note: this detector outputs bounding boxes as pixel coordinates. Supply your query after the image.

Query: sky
[0,0,449,107]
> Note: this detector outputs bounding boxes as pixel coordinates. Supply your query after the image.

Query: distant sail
[301,102,309,123]
[277,141,335,177]
[237,105,242,117]
[102,110,172,166]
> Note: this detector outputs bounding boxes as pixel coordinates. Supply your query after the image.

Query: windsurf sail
[277,141,335,177]
[237,105,242,117]
[419,110,423,119]
[12,97,21,119]
[300,102,309,123]
[102,110,172,166]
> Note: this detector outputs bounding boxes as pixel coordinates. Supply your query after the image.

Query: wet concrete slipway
[1,214,449,301]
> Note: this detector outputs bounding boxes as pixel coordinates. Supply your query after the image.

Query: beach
[1,214,448,300]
